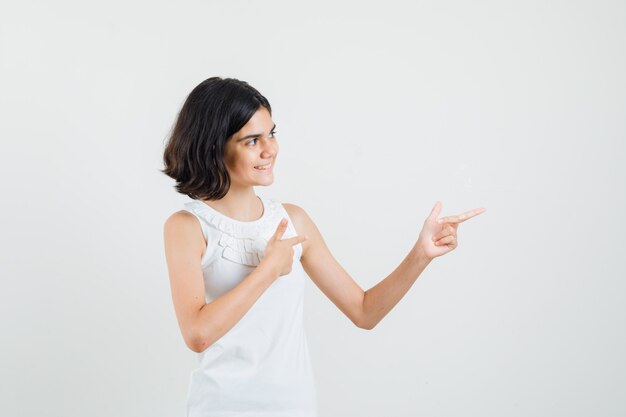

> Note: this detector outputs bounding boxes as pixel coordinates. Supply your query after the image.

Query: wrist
[258,258,280,280]
[410,241,433,266]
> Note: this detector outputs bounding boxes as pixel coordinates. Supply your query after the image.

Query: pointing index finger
[288,235,308,245]
[437,207,486,224]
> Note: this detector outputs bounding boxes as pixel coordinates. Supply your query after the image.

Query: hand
[413,201,486,261]
[261,218,308,278]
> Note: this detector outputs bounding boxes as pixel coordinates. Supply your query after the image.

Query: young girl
[162,76,485,417]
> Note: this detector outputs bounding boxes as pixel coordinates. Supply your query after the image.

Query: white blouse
[181,196,318,417]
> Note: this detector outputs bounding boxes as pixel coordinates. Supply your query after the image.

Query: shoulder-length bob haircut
[161,76,272,200]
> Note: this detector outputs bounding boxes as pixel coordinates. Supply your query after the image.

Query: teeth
[255,163,271,169]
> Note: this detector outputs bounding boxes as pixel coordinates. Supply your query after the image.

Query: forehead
[237,107,273,135]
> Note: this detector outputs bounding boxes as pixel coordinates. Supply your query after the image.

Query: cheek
[228,152,255,173]
[223,155,242,176]
[223,155,234,171]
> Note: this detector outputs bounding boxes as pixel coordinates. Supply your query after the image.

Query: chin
[247,174,274,186]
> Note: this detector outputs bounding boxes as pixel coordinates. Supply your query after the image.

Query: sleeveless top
[181,196,318,417]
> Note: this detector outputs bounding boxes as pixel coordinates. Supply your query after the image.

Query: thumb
[271,218,288,241]
[429,200,442,220]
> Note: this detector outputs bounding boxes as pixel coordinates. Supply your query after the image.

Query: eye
[245,131,277,146]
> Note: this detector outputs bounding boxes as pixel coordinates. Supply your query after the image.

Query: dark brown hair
[161,77,272,200]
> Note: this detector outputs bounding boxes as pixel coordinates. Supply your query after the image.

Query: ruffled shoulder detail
[183,197,284,267]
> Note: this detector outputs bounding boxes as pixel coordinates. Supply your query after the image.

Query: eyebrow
[237,123,276,142]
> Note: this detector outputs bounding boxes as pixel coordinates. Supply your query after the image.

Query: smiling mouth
[254,163,272,170]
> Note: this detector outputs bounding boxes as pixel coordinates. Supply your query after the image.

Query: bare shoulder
[281,203,323,257]
[281,202,313,232]
[164,210,201,234]
[282,202,306,222]
[165,210,193,223]
[163,210,207,256]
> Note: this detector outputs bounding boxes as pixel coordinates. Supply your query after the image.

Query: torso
[180,196,318,416]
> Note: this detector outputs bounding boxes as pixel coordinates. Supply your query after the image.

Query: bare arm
[163,211,304,352]
[284,201,485,330]
[360,249,431,329]
[191,264,279,352]
[284,203,429,330]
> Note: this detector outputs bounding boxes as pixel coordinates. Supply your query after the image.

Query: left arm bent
[283,203,431,330]
[283,201,486,330]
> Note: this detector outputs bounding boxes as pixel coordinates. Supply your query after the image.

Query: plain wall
[1,1,624,416]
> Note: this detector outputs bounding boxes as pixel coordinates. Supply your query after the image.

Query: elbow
[185,334,203,353]
[186,328,213,353]
[185,308,215,353]
[355,315,376,330]
[188,336,213,353]
[188,339,208,353]
[358,321,376,330]
[356,297,376,330]
[352,299,380,330]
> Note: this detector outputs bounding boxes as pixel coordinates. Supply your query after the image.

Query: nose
[260,139,278,158]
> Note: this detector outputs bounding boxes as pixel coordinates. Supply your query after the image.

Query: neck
[203,185,263,222]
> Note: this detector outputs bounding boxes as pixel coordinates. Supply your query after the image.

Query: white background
[1,1,625,416]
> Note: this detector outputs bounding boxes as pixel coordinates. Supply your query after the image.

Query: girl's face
[224,106,278,189]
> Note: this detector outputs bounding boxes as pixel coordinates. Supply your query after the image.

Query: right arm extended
[163,211,305,353]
